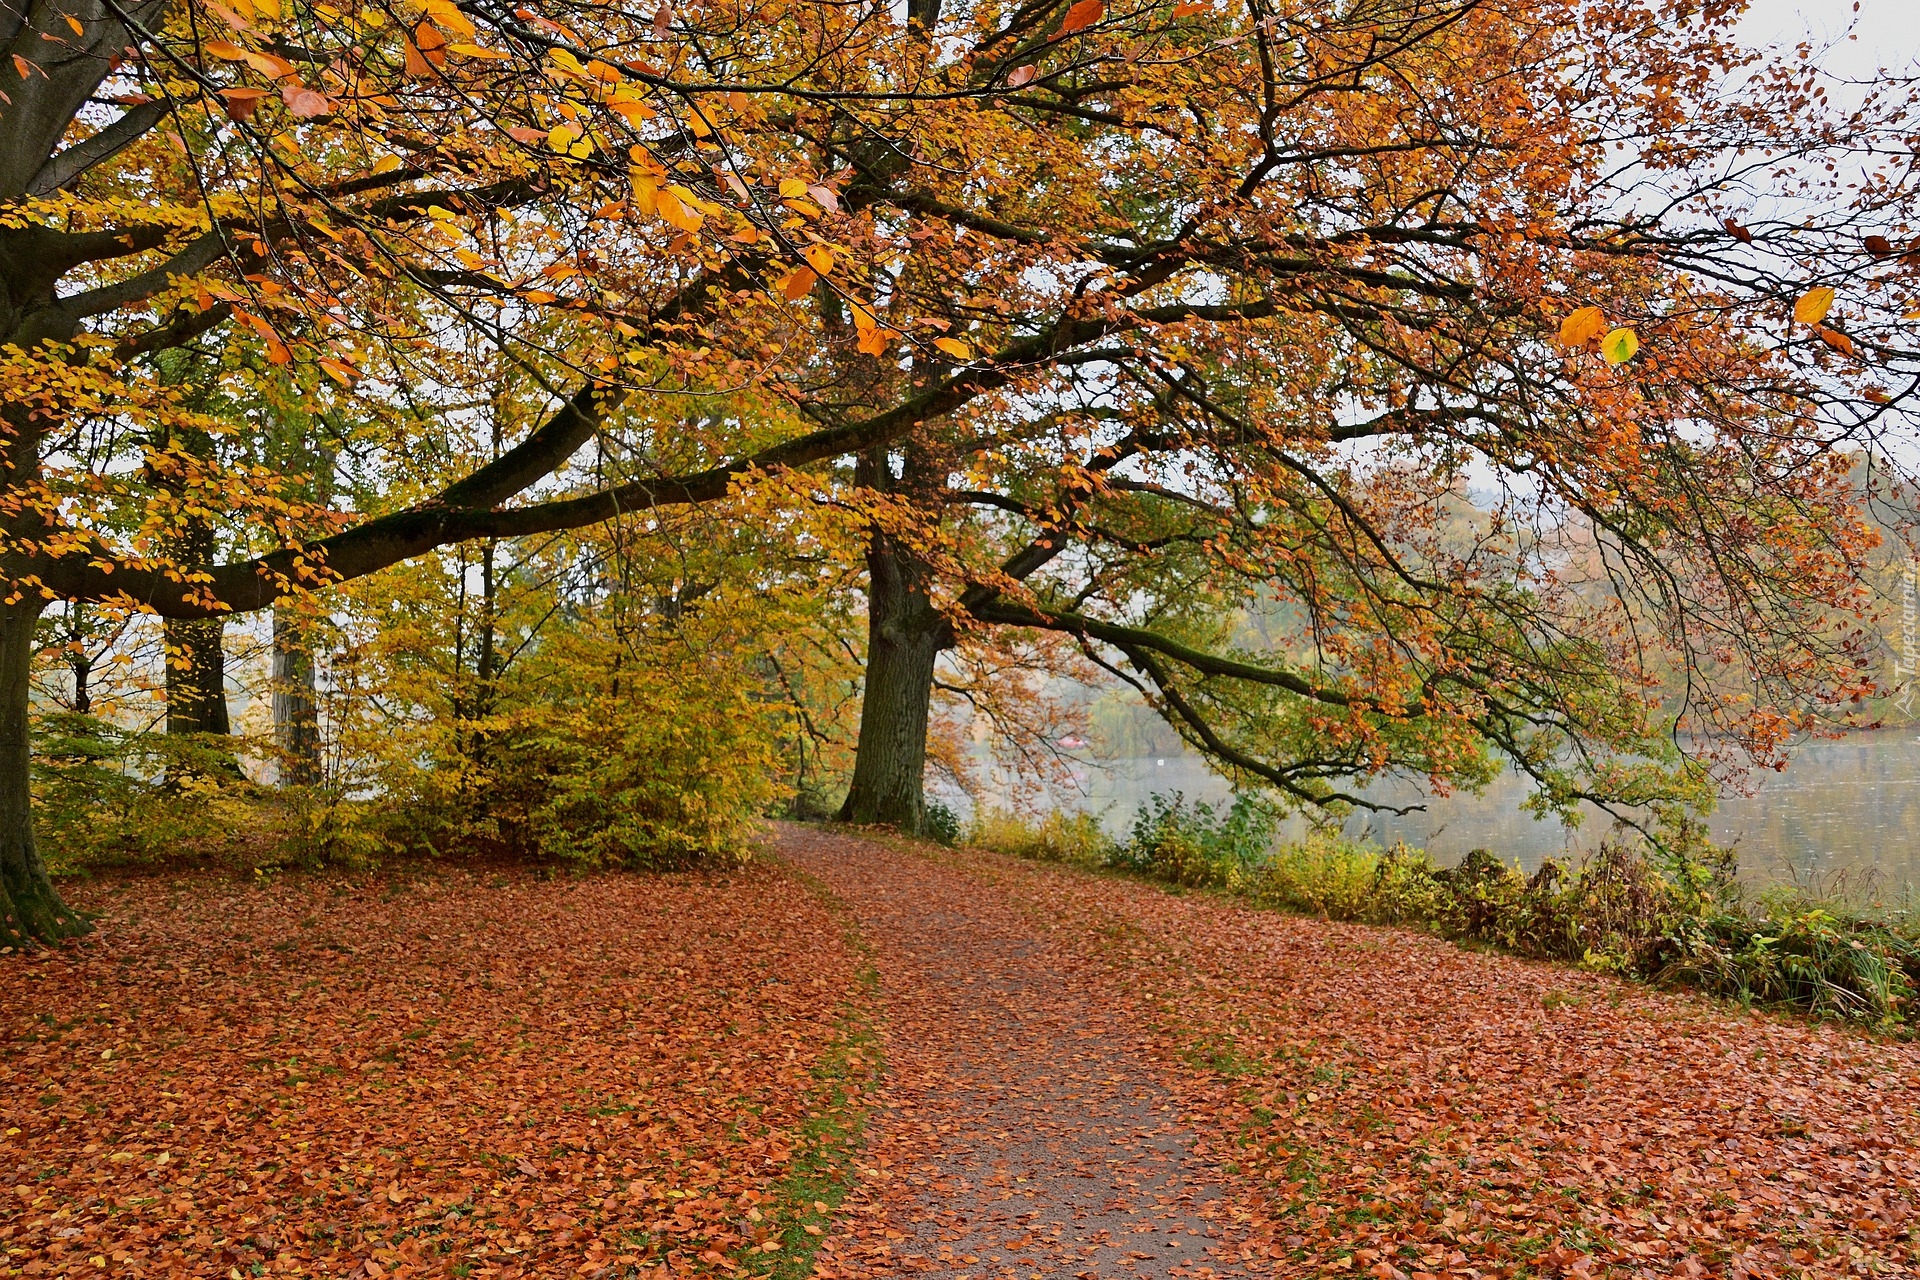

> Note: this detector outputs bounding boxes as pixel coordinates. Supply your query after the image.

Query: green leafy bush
[32,713,273,872]
[922,799,962,847]
[976,786,1920,1030]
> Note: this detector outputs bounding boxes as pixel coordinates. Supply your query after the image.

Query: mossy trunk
[0,598,88,947]
[164,616,230,736]
[838,532,950,834]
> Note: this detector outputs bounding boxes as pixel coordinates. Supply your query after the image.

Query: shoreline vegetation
[958,794,1920,1034]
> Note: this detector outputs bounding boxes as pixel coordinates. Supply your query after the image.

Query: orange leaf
[219,86,272,122]
[804,245,836,276]
[318,357,360,386]
[407,22,448,75]
[1058,0,1103,33]
[1556,306,1605,347]
[1816,326,1854,357]
[1006,64,1037,87]
[856,326,890,356]
[780,266,817,301]
[280,82,330,117]
[1172,1,1207,15]
[933,337,973,360]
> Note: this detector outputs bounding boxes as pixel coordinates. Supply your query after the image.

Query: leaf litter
[1,864,859,1277]
[7,830,1918,1280]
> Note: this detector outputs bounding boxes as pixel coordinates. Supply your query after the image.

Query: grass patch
[745,864,886,1280]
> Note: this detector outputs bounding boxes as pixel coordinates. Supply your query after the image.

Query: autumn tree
[817,7,1920,836]
[2,0,1916,942]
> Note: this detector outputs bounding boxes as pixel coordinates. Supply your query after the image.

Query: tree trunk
[164,617,230,735]
[838,531,951,833]
[272,611,320,785]
[0,598,89,946]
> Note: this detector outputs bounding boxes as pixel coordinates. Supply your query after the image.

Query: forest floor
[4,826,1918,1280]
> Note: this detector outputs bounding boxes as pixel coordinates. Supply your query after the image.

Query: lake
[987,729,1920,892]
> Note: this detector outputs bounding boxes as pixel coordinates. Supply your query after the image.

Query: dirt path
[781,824,1920,1280]
[780,823,1260,1280]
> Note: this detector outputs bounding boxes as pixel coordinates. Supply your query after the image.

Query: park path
[777,823,1260,1280]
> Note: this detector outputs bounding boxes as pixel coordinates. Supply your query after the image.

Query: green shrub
[1097,787,1920,1030]
[922,799,962,847]
[32,713,274,872]
[1112,792,1280,887]
[969,806,1115,864]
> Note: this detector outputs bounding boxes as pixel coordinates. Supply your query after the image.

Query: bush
[1091,788,1920,1030]
[922,799,962,847]
[968,807,1115,864]
[32,713,275,872]
[1112,791,1280,887]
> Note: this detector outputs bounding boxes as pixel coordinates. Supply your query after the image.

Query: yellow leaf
[448,43,509,58]
[521,289,558,304]
[1600,327,1639,364]
[65,15,84,35]
[933,337,972,360]
[371,154,402,173]
[254,0,281,18]
[422,0,476,37]
[781,265,817,300]
[803,244,835,275]
[1556,306,1606,347]
[656,188,703,232]
[779,177,810,200]
[1793,285,1835,326]
[547,124,577,153]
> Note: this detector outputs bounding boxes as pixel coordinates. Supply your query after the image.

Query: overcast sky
[1739,0,1919,77]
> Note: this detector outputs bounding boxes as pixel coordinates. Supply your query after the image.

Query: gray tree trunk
[272,612,320,785]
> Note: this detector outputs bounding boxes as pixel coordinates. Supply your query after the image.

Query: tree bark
[163,617,230,736]
[0,598,89,947]
[838,529,951,833]
[272,611,320,785]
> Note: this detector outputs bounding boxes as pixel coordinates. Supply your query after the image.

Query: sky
[1738,0,1919,77]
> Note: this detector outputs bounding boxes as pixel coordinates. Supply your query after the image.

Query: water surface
[990,729,1920,891]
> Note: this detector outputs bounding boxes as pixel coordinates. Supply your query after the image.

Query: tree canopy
[2,0,1918,940]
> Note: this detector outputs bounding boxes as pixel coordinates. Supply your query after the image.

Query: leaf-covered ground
[1,863,865,1277]
[7,830,1919,1279]
[784,829,1919,1280]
